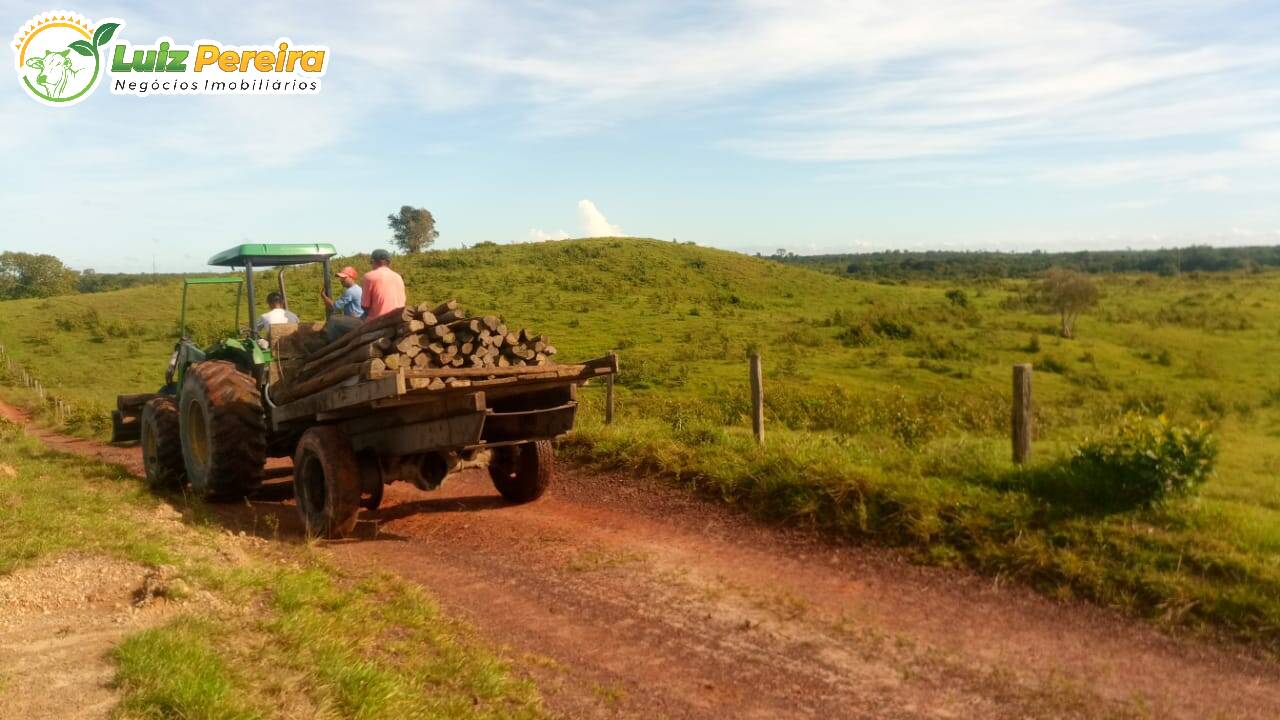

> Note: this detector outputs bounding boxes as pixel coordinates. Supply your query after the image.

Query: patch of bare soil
[2,398,1277,719]
[0,556,178,720]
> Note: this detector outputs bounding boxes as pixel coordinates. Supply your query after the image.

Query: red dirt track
[3,399,1277,719]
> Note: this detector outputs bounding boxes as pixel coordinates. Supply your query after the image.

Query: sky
[2,0,1279,272]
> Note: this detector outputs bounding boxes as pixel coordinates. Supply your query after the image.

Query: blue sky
[3,1,1279,272]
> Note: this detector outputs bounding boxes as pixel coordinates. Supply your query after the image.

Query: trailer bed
[266,353,617,431]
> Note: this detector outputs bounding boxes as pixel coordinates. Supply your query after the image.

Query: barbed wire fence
[0,342,79,427]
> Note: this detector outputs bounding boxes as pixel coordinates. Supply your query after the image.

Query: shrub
[1037,356,1067,374]
[944,289,969,307]
[0,416,21,441]
[869,314,915,340]
[836,323,874,347]
[1069,414,1216,508]
[1025,334,1041,353]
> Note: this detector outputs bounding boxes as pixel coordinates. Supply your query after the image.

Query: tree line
[0,252,173,301]
[780,245,1280,279]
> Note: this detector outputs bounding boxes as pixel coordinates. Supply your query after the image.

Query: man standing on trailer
[360,248,406,320]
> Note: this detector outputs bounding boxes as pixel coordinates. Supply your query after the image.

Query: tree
[0,252,77,299]
[1038,267,1098,339]
[386,206,439,253]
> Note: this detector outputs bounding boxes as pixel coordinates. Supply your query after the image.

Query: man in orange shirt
[361,248,407,320]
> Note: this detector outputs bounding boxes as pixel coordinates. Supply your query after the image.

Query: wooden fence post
[1012,363,1033,464]
[749,351,764,445]
[604,373,615,425]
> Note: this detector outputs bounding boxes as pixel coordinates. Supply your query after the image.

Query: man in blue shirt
[322,265,365,341]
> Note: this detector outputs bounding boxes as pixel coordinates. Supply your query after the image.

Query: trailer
[268,353,616,537]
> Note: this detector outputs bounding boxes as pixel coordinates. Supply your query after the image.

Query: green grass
[114,620,259,720]
[2,237,1278,649]
[0,414,175,573]
[0,406,546,719]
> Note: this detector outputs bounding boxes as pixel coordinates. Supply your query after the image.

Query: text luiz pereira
[111,38,327,95]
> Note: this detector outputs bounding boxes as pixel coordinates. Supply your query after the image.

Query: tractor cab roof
[207,243,338,268]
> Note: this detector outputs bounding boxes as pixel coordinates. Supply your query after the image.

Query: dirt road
[3,399,1277,719]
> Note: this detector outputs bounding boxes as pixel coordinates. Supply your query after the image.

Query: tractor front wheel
[488,441,554,503]
[293,426,362,539]
[180,361,266,500]
[140,396,184,491]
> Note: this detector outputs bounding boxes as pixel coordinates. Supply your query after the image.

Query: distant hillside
[782,244,1280,279]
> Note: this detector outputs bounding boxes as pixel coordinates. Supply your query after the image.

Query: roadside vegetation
[1,237,1278,651]
[0,407,546,719]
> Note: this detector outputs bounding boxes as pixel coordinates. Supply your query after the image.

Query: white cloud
[528,228,569,241]
[1192,175,1232,193]
[577,199,622,237]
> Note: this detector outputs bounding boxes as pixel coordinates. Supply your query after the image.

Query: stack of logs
[271,300,557,404]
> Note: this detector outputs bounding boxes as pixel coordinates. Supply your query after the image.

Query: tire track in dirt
[3,399,1277,719]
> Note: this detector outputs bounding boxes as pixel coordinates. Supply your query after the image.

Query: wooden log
[431,299,458,316]
[1013,364,1033,464]
[301,333,392,375]
[412,353,431,368]
[426,324,452,340]
[482,315,501,332]
[394,334,421,354]
[397,319,426,336]
[383,354,403,371]
[415,303,438,325]
[408,376,447,391]
[304,324,397,367]
[275,358,385,404]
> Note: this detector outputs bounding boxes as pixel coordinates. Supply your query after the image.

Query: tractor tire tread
[181,361,266,500]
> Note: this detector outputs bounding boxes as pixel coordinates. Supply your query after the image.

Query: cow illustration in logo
[25,47,80,97]
[12,11,121,107]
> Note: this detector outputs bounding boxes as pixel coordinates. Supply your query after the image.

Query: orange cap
[334,266,358,280]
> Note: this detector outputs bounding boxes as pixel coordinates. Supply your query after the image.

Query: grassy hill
[2,237,1278,649]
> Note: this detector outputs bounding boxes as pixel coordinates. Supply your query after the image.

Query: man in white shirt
[255,292,299,334]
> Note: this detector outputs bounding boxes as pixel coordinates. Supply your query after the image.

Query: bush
[1038,356,1067,374]
[869,314,915,340]
[1069,414,1216,508]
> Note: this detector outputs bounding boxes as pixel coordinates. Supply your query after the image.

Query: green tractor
[118,243,339,500]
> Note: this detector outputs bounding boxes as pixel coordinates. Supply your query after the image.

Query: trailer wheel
[489,440,554,503]
[140,397,184,491]
[180,361,266,500]
[293,426,362,538]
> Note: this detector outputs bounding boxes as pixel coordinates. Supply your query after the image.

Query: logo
[12,11,120,106]
[13,10,329,107]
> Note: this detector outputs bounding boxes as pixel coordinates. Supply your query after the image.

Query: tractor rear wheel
[140,396,184,491]
[488,440,554,503]
[180,361,266,500]
[293,426,362,538]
